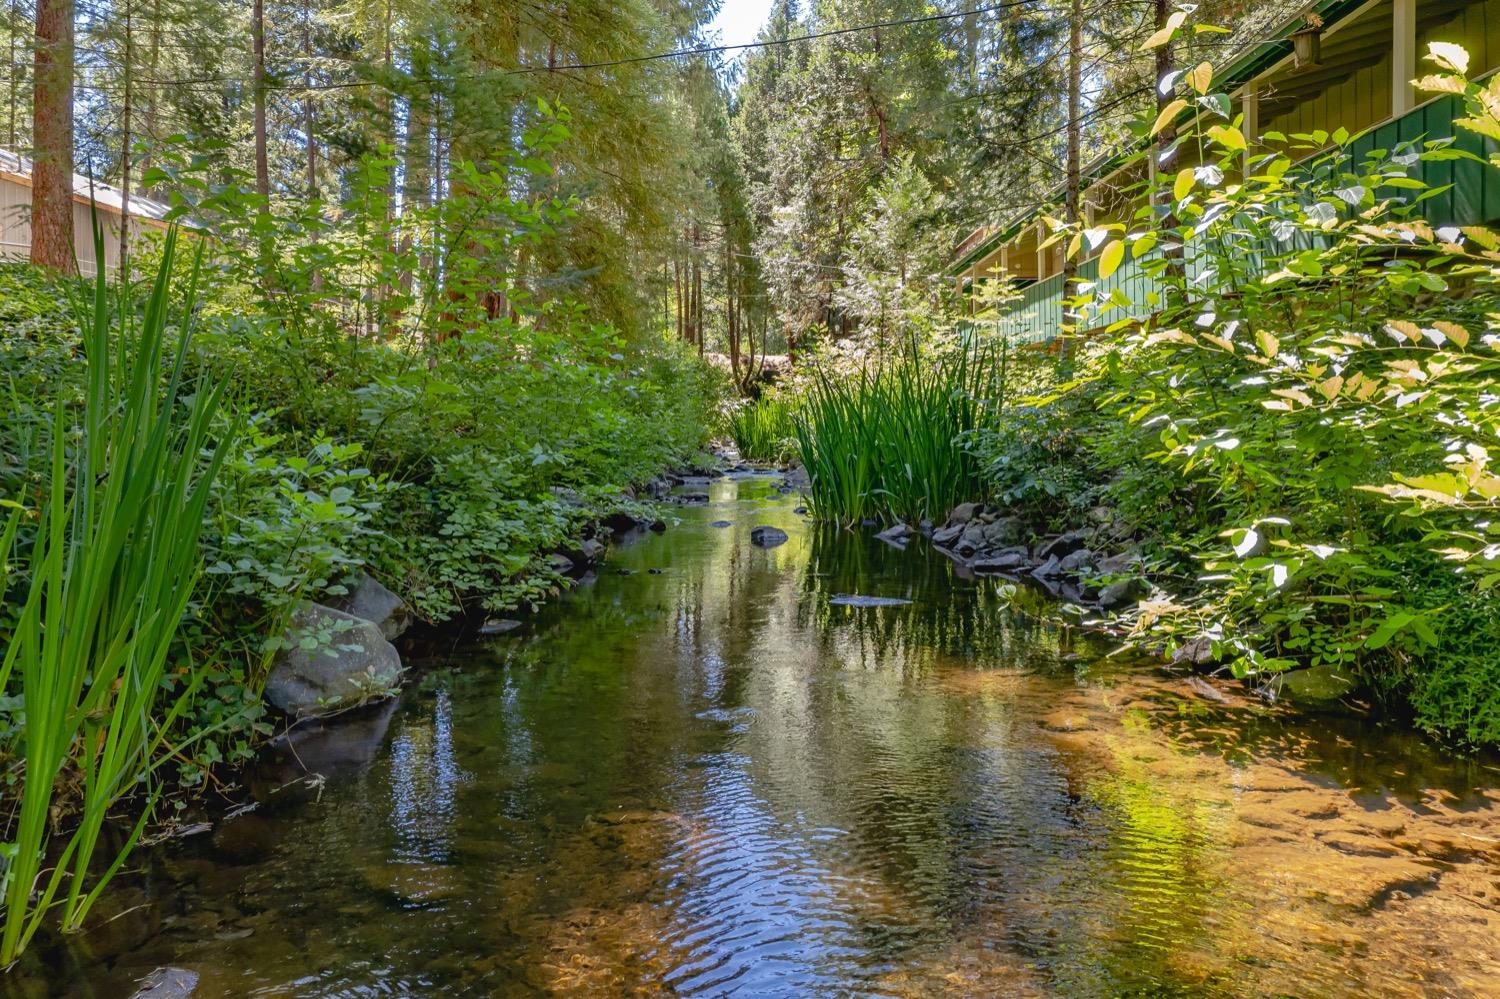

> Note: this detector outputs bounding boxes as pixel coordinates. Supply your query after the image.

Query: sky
[709,0,777,53]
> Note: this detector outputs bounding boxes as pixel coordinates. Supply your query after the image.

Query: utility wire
[51,0,1057,94]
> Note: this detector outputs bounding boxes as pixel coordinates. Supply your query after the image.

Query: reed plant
[793,337,999,527]
[0,225,236,965]
[724,394,799,464]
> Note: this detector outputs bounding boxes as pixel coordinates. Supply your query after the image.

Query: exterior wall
[0,174,162,278]
[1265,50,1395,138]
[955,0,1500,339]
[1266,0,1500,138]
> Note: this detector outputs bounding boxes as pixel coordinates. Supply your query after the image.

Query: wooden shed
[0,146,171,278]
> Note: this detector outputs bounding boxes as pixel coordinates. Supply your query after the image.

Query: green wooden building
[950,0,1500,342]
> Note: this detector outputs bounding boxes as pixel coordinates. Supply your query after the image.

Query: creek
[12,474,1500,997]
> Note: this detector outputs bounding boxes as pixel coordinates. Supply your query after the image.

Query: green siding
[993,95,1497,343]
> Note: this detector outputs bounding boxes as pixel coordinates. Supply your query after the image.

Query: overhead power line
[50,0,1056,95]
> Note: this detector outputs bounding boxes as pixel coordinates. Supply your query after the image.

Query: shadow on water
[8,475,1500,997]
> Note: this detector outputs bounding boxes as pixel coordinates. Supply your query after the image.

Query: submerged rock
[265,604,404,719]
[262,698,400,781]
[750,526,789,548]
[479,618,522,635]
[710,520,733,528]
[1279,662,1358,705]
[333,573,412,642]
[1171,636,1218,667]
[131,967,199,999]
[875,523,913,548]
[830,594,913,607]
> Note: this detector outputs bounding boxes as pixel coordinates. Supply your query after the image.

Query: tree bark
[1154,0,1177,216]
[1063,0,1081,295]
[119,0,133,281]
[8,0,22,148]
[251,0,269,208]
[31,0,74,274]
[303,0,317,198]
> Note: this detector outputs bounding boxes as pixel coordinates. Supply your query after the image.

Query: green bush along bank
[0,135,722,959]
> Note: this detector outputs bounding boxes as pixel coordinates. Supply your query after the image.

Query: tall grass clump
[0,226,236,964]
[724,394,798,463]
[794,338,999,526]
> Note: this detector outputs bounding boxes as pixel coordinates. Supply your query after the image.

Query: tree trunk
[726,238,740,385]
[673,252,683,341]
[8,0,22,148]
[1154,0,1177,216]
[30,0,73,274]
[1154,0,1182,279]
[251,0,269,208]
[141,0,160,196]
[303,0,317,198]
[1063,0,1081,296]
[691,244,702,355]
[119,0,133,282]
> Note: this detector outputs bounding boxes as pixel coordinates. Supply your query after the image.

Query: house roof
[0,145,171,224]
[949,0,1362,275]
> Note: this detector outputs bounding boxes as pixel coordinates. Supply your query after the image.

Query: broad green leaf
[1173,167,1195,201]
[1141,11,1186,50]
[1428,41,1470,73]
[1151,99,1188,137]
[1098,240,1125,279]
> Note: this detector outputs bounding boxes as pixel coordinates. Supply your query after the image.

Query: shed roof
[0,146,171,223]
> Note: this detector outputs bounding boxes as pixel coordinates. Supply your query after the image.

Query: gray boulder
[1039,529,1091,561]
[579,538,606,562]
[955,522,989,556]
[971,549,1028,574]
[875,523,913,548]
[333,572,411,641]
[1030,555,1062,579]
[931,523,964,547]
[982,517,1025,548]
[266,604,404,719]
[1099,577,1148,610]
[1095,550,1142,575]
[750,525,789,548]
[1057,548,1094,573]
[945,502,980,527]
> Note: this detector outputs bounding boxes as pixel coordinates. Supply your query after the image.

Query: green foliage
[0,230,236,963]
[967,39,1500,745]
[795,337,998,527]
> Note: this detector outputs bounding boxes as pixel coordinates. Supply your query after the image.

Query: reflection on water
[12,475,1500,997]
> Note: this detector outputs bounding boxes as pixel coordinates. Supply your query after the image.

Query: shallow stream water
[10,475,1500,997]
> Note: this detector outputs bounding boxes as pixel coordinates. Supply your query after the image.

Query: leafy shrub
[966,38,1500,743]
